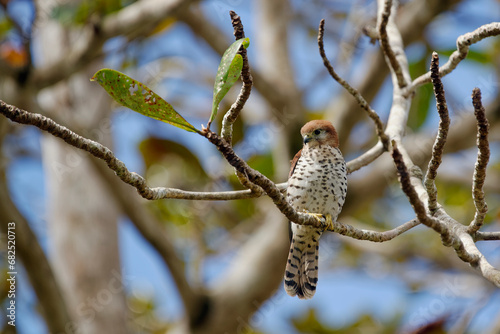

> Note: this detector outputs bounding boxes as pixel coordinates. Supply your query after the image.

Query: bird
[284,120,347,299]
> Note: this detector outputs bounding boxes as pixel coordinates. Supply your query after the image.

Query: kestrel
[284,120,347,299]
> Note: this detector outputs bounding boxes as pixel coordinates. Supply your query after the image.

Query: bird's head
[300,120,339,148]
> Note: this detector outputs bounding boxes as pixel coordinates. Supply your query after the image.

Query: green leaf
[91,69,198,133]
[210,37,250,125]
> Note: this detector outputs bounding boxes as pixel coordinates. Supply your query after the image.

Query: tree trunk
[36,1,129,332]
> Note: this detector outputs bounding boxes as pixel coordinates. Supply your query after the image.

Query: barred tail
[284,236,319,299]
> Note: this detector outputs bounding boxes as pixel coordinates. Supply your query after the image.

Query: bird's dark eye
[314,129,321,135]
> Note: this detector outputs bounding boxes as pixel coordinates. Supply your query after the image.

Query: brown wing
[289,149,302,179]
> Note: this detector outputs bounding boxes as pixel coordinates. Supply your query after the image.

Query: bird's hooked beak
[303,134,312,144]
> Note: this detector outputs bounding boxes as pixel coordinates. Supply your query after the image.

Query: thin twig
[318,19,389,150]
[362,25,379,43]
[235,172,265,195]
[378,0,407,88]
[221,11,253,144]
[222,11,262,194]
[424,52,450,213]
[346,141,385,173]
[332,218,420,242]
[468,88,490,234]
[474,231,500,241]
[411,22,500,91]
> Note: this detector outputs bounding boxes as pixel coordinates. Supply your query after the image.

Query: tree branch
[425,52,450,213]
[30,0,194,90]
[0,100,319,229]
[345,141,385,173]
[394,141,500,287]
[331,218,421,242]
[0,99,286,201]
[410,22,500,91]
[445,216,500,288]
[474,231,500,241]
[357,2,500,286]
[221,11,253,144]
[343,91,500,217]
[0,98,396,205]
[377,0,411,143]
[0,166,74,333]
[222,11,264,195]
[0,92,496,251]
[318,19,389,150]
[378,0,408,88]
[330,0,462,146]
[468,88,490,234]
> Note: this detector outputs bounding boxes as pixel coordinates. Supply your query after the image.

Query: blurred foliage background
[0,0,499,333]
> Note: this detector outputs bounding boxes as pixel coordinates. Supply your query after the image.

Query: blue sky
[2,0,500,333]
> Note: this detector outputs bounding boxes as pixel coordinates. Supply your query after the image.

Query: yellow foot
[303,211,333,231]
[322,214,333,231]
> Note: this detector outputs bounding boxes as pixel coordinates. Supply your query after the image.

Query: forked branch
[391,141,449,237]
[411,22,500,91]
